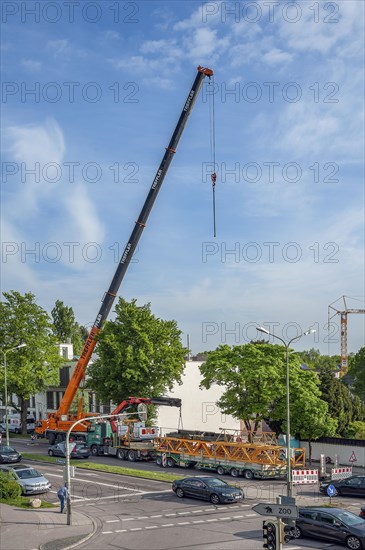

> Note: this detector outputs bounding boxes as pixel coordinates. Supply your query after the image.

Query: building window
[59,367,70,387]
[55,391,64,409]
[47,392,54,409]
[61,346,68,359]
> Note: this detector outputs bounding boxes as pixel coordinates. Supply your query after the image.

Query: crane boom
[36,66,213,435]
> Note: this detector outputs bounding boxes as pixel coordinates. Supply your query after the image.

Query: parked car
[320,476,365,497]
[360,507,365,520]
[0,445,22,463]
[293,507,365,550]
[0,425,6,435]
[0,464,51,495]
[48,441,91,459]
[172,476,244,504]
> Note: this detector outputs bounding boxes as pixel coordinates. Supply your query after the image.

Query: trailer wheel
[117,449,126,460]
[230,468,239,477]
[127,450,137,462]
[166,457,175,468]
[217,466,225,475]
[156,457,162,466]
[243,469,254,480]
[90,445,99,457]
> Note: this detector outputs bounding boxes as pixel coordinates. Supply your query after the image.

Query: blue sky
[1,1,364,356]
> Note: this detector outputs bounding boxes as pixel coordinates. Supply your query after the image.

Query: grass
[0,495,56,508]
[21,453,184,482]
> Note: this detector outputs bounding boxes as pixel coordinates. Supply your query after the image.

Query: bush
[0,471,21,499]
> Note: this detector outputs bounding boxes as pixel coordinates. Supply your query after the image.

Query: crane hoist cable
[208,73,217,237]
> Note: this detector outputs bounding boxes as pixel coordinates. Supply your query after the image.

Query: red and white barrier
[292,469,319,485]
[331,467,352,480]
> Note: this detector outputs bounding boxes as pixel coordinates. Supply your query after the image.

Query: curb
[39,512,98,550]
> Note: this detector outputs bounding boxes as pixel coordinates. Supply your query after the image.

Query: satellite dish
[137,403,148,421]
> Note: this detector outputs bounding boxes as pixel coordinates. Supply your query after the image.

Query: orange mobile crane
[35,66,214,443]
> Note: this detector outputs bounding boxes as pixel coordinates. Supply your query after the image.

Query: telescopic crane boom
[36,66,213,437]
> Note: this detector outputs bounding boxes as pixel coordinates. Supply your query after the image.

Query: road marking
[161,523,174,527]
[177,522,191,525]
[165,513,176,517]
[150,514,162,518]
[106,520,119,523]
[130,527,142,531]
[192,509,203,513]
[145,526,158,529]
[115,529,127,533]
[192,520,204,524]
[102,531,113,534]
[206,518,218,522]
[137,516,148,519]
[245,513,257,517]
[232,515,244,519]
[219,517,231,521]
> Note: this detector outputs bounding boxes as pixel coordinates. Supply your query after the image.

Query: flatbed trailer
[154,435,305,479]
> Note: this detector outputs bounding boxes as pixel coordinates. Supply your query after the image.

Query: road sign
[253,503,298,519]
[327,484,337,497]
[349,451,357,463]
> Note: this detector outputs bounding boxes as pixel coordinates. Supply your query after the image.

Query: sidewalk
[0,503,96,550]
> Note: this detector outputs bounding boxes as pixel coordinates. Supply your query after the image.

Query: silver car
[0,464,51,494]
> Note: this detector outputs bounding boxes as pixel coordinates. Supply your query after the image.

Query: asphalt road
[8,437,365,550]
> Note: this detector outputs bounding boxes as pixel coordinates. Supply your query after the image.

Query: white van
[0,414,35,434]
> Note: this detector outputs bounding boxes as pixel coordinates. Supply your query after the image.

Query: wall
[299,438,365,468]
[156,361,242,434]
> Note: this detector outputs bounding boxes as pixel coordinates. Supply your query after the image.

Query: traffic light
[280,520,296,543]
[263,520,277,550]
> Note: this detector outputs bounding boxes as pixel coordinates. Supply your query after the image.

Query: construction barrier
[292,469,319,485]
[331,467,352,480]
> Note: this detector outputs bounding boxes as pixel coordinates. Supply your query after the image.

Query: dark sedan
[320,476,365,497]
[293,507,365,550]
[0,445,22,463]
[48,442,91,459]
[172,476,244,504]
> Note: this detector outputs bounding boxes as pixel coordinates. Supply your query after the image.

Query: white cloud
[262,48,293,65]
[21,59,41,72]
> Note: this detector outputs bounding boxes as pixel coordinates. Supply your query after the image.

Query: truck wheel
[217,466,225,475]
[243,469,254,480]
[90,445,99,456]
[127,450,137,462]
[156,457,162,466]
[117,449,126,460]
[48,450,54,456]
[48,433,56,446]
[166,457,175,468]
[230,468,239,477]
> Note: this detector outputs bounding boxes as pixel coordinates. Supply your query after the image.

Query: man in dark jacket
[57,485,69,513]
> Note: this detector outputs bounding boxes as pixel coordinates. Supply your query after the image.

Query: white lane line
[102,531,113,535]
[122,518,135,522]
[145,526,158,530]
[245,513,257,517]
[75,489,171,502]
[191,509,203,513]
[192,520,204,524]
[150,514,162,518]
[177,522,191,525]
[130,528,142,531]
[106,520,119,523]
[232,515,244,519]
[219,517,231,521]
[137,516,148,519]
[165,513,177,517]
[161,523,174,527]
[115,529,127,533]
[206,518,218,522]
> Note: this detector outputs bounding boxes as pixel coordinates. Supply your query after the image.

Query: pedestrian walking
[57,485,69,513]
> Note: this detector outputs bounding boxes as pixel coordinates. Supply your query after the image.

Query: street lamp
[0,343,27,446]
[256,326,316,497]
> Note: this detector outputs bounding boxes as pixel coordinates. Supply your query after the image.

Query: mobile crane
[35,66,214,443]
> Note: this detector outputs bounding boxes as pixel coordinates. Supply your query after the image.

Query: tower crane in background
[328,296,365,377]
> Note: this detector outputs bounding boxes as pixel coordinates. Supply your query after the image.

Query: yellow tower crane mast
[328,295,365,377]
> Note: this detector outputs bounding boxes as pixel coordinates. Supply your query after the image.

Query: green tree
[51,300,84,354]
[318,364,359,436]
[87,298,187,404]
[200,343,337,447]
[0,291,63,433]
[349,347,365,402]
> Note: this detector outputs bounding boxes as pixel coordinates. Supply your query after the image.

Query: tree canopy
[349,347,365,402]
[0,291,63,433]
[200,343,336,443]
[51,299,86,354]
[87,298,187,404]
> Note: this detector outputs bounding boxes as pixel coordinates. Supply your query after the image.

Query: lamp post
[1,344,27,446]
[65,412,127,525]
[256,327,315,497]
